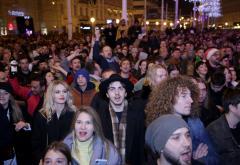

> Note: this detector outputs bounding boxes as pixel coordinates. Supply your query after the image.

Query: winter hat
[99,74,133,98]
[74,69,90,82]
[145,114,189,154]
[205,48,219,60]
[0,82,13,94]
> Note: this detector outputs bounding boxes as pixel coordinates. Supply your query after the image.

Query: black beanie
[0,82,13,94]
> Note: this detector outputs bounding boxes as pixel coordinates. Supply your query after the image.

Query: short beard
[163,148,181,165]
[162,148,191,165]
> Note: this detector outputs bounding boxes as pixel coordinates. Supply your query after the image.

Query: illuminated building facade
[0,0,134,35]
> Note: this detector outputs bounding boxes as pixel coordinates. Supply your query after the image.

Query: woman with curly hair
[32,80,76,165]
[145,76,220,165]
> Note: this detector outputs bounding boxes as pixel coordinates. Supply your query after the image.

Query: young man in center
[92,74,145,165]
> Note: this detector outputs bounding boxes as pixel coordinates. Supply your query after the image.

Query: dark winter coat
[31,109,74,165]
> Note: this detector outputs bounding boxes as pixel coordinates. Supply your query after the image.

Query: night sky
[157,0,194,16]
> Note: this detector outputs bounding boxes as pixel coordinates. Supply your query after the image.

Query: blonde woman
[64,106,121,165]
[32,80,76,165]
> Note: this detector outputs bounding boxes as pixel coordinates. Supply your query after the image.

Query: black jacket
[92,97,145,165]
[207,115,240,165]
[32,110,74,165]
[0,105,15,162]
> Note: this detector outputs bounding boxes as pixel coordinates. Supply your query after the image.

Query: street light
[90,17,95,34]
[116,19,120,24]
[155,21,159,26]
[90,17,95,24]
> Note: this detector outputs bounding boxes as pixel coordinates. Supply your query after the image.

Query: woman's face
[43,150,68,165]
[45,72,55,85]
[151,68,168,86]
[196,63,208,76]
[0,89,10,107]
[139,61,147,73]
[75,112,94,142]
[53,84,68,104]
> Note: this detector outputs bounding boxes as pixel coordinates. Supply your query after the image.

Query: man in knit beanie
[146,114,193,165]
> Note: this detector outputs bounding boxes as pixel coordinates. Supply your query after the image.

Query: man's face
[19,58,29,72]
[31,80,42,95]
[120,60,131,73]
[107,81,127,106]
[162,127,192,165]
[77,75,87,87]
[71,59,81,72]
[197,82,207,103]
[230,103,240,118]
[173,88,193,116]
[172,50,181,59]
[102,46,112,59]
[42,46,49,54]
[225,48,233,59]
[122,46,128,55]
[209,52,220,65]
[196,49,204,58]
[39,62,49,71]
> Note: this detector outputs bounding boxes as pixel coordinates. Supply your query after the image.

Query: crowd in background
[1,19,240,165]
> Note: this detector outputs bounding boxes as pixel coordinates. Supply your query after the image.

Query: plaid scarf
[109,100,128,163]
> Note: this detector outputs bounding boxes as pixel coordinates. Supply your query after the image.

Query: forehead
[156,68,166,74]
[121,60,130,65]
[0,89,9,93]
[46,72,53,76]
[71,58,80,63]
[108,81,124,88]
[177,87,191,94]
[54,84,66,90]
[45,150,65,159]
[20,58,28,63]
[103,46,111,51]
[171,127,189,136]
[77,112,92,120]
[31,80,40,86]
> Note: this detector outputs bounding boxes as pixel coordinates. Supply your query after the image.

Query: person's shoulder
[63,133,73,148]
[207,115,225,132]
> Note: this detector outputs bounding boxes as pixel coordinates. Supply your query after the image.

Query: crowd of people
[1,19,240,165]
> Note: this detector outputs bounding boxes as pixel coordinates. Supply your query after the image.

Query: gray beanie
[145,114,189,154]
